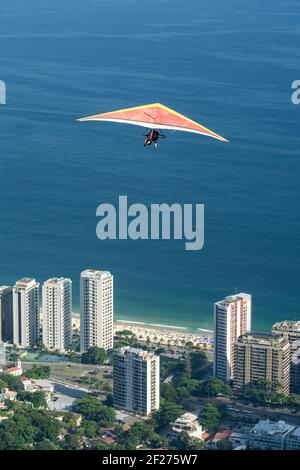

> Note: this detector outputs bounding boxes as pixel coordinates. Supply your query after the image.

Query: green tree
[124,421,165,450]
[26,365,51,379]
[172,430,204,450]
[0,379,7,392]
[198,378,233,397]
[81,346,107,365]
[0,409,61,450]
[63,433,81,450]
[35,439,59,450]
[30,410,61,442]
[82,419,98,438]
[287,394,300,412]
[91,439,115,450]
[0,430,29,450]
[0,372,23,392]
[160,383,178,403]
[72,395,115,426]
[244,379,285,405]
[185,341,194,351]
[17,391,47,408]
[190,351,207,379]
[32,339,46,352]
[198,403,222,432]
[153,401,183,430]
[184,354,192,379]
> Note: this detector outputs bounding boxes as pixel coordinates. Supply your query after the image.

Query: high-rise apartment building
[233,332,291,396]
[0,286,13,343]
[42,278,72,352]
[113,347,160,416]
[13,278,40,348]
[213,293,252,381]
[272,321,300,393]
[80,269,113,353]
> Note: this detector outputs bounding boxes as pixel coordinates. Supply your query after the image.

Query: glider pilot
[144,129,165,150]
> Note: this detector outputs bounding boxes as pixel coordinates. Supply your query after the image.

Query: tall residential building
[213,293,252,382]
[272,321,300,393]
[0,286,13,343]
[113,347,160,416]
[13,278,40,348]
[80,269,113,353]
[42,278,72,352]
[233,332,291,396]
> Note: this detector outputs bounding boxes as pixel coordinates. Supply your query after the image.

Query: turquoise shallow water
[0,0,300,331]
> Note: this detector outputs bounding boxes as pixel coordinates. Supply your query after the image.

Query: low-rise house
[99,430,117,445]
[208,430,233,449]
[248,420,295,450]
[0,388,17,402]
[170,412,205,441]
[3,358,23,377]
[21,378,54,403]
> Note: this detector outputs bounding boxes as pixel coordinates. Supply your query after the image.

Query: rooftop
[216,293,251,306]
[0,286,12,294]
[173,412,198,424]
[250,420,295,436]
[272,320,300,333]
[15,278,38,289]
[237,332,289,347]
[43,277,72,286]
[114,346,158,361]
[213,430,233,441]
[81,269,112,280]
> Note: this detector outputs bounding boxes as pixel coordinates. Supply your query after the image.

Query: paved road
[52,381,87,399]
[193,396,300,425]
[22,361,111,372]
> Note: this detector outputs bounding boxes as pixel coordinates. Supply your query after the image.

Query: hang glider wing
[78,103,228,142]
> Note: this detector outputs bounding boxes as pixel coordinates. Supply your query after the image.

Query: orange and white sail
[78,102,228,142]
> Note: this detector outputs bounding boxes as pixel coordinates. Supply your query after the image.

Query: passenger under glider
[78,102,228,149]
[144,129,166,150]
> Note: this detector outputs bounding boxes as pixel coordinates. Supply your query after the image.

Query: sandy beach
[72,314,213,350]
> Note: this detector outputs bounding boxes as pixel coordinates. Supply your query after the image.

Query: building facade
[233,332,291,396]
[0,286,13,343]
[13,278,40,348]
[272,320,300,393]
[213,293,252,382]
[42,278,72,352]
[286,427,300,450]
[171,412,205,441]
[113,347,160,416]
[80,269,113,353]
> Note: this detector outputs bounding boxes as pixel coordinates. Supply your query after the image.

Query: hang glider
[78,102,228,143]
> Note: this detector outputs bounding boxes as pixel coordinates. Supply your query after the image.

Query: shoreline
[71,313,213,350]
[71,312,213,336]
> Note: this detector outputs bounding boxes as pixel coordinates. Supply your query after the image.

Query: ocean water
[0,0,300,332]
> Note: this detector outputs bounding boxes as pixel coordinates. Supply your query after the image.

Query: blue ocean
[0,0,299,331]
